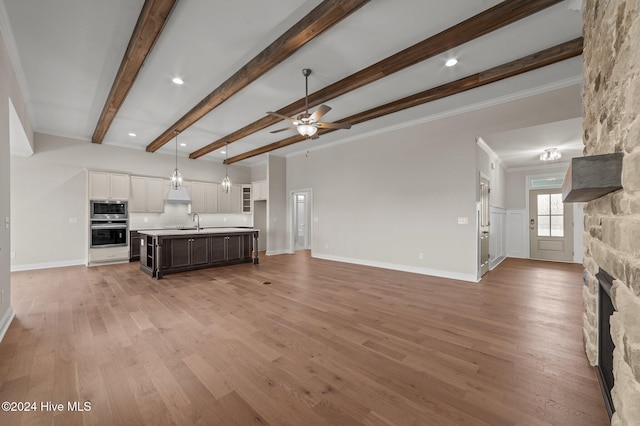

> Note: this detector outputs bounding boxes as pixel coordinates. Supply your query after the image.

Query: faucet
[192,213,200,231]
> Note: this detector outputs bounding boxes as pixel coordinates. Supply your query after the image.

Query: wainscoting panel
[489,207,507,269]
[506,209,528,258]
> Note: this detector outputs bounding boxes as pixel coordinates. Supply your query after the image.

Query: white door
[529,189,573,261]
[479,177,490,276]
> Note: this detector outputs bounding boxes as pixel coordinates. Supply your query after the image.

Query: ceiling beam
[224,38,584,164]
[190,0,564,159]
[92,0,178,144]
[146,0,371,153]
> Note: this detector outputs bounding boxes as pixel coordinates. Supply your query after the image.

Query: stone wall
[582,0,640,424]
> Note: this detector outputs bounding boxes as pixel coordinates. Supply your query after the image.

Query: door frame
[529,188,574,262]
[477,172,490,280]
[524,172,566,259]
[289,188,313,253]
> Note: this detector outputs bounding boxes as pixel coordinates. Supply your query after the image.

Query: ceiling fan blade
[267,111,296,122]
[270,126,297,134]
[310,104,331,122]
[310,132,320,140]
[316,121,352,130]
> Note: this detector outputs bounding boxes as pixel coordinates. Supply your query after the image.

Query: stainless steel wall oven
[90,200,128,248]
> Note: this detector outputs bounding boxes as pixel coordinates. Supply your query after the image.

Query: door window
[537,193,564,237]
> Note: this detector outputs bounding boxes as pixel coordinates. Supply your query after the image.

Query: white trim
[0,307,15,343]
[287,76,583,160]
[11,259,85,272]
[506,162,570,173]
[490,254,507,270]
[312,253,479,283]
[265,250,292,256]
[476,137,502,167]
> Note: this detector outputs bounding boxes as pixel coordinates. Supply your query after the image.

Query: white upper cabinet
[191,181,218,213]
[130,176,164,213]
[89,171,129,200]
[218,184,242,213]
[252,180,268,201]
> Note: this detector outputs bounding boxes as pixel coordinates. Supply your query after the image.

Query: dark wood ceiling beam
[92,0,178,144]
[224,38,583,164]
[146,0,371,153]
[191,0,564,159]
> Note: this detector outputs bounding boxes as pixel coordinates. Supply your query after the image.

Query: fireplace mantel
[562,153,623,202]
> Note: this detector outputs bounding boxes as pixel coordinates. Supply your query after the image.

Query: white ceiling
[0,0,584,167]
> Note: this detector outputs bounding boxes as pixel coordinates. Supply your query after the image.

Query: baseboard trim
[0,306,15,343]
[490,254,507,270]
[265,250,293,256]
[312,253,478,283]
[11,259,86,272]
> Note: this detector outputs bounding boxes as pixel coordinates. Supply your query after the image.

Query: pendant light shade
[165,130,190,204]
[222,142,232,193]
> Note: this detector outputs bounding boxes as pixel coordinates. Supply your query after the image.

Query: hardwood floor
[1,253,608,425]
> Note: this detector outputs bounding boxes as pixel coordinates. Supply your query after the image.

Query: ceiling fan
[267,68,351,139]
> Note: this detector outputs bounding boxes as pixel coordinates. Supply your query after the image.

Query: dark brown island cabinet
[138,228,259,279]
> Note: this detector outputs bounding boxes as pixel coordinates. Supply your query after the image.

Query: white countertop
[137,227,258,237]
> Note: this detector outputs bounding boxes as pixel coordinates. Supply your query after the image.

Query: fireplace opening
[596,268,615,419]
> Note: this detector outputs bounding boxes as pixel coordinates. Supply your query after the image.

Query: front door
[529,189,573,261]
[479,177,490,276]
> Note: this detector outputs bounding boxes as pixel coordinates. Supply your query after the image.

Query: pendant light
[165,130,190,203]
[170,130,183,189]
[221,142,231,193]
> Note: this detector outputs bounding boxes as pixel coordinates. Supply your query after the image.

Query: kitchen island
[138,228,259,279]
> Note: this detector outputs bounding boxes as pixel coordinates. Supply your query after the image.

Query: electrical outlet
[143,217,149,223]
[324,243,329,249]
[69,217,77,224]
[457,217,469,225]
[223,217,227,222]
[418,252,424,260]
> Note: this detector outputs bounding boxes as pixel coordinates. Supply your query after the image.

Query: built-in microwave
[90,200,128,220]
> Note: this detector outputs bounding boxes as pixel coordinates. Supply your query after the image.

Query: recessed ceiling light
[445,58,458,67]
[221,150,226,154]
[128,132,136,137]
[172,77,184,85]
[180,143,186,147]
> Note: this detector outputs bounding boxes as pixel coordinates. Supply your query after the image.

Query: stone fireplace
[581,0,640,424]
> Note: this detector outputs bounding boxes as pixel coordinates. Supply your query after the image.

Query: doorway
[291,190,311,251]
[529,189,573,261]
[479,177,490,277]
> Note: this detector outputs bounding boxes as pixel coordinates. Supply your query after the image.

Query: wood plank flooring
[0,253,608,425]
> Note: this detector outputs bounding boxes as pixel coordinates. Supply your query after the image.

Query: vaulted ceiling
[0,0,584,168]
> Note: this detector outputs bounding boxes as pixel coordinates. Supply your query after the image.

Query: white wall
[10,133,252,269]
[1,28,33,339]
[267,155,288,255]
[287,115,478,281]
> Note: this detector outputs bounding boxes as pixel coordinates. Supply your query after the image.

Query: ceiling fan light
[297,124,317,137]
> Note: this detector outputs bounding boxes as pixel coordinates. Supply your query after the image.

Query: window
[537,193,564,237]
